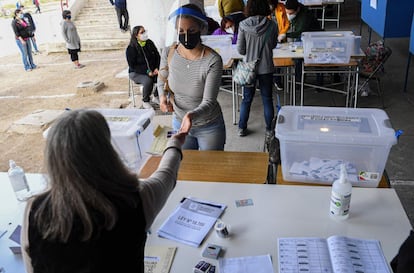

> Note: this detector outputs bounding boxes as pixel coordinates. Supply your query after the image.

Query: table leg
[300,63,305,106]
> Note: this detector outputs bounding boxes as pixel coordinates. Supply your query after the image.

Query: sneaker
[151,96,160,105]
[274,82,283,91]
[26,68,32,72]
[238,128,247,137]
[142,101,153,109]
[75,64,85,69]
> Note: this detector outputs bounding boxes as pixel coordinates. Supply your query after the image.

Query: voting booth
[275,106,397,187]
[95,108,155,172]
[361,0,413,38]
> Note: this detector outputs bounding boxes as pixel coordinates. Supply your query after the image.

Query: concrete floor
[216,0,414,227]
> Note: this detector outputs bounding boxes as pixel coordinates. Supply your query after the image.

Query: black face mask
[179,31,201,50]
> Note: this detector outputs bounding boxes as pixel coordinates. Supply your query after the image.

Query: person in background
[269,0,289,90]
[218,0,245,18]
[11,8,37,72]
[270,0,289,43]
[33,0,40,13]
[158,4,226,151]
[391,230,414,273]
[20,5,40,54]
[206,16,220,35]
[61,10,84,69]
[212,12,245,44]
[236,0,278,138]
[21,109,186,273]
[284,0,321,83]
[126,26,161,109]
[109,0,129,32]
[284,0,321,41]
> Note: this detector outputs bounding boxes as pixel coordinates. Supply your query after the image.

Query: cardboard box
[275,106,397,187]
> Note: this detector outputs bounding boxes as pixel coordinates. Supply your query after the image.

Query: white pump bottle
[8,160,30,201]
[329,164,352,220]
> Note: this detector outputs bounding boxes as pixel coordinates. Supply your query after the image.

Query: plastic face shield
[168,6,209,42]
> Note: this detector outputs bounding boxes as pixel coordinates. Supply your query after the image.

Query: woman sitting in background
[126,25,161,109]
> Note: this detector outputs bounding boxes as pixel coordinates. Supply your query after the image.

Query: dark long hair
[245,0,271,17]
[33,109,140,242]
[129,25,144,49]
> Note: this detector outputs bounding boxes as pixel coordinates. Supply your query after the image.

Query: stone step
[76,24,124,31]
[78,30,129,40]
[46,39,128,53]
[74,17,118,25]
[76,10,115,17]
[81,6,114,12]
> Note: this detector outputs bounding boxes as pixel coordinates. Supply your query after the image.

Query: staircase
[47,0,129,53]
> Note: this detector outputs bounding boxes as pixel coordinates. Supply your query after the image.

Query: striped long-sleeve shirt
[157,45,224,127]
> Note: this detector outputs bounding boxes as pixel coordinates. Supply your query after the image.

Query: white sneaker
[142,101,153,109]
[151,96,160,104]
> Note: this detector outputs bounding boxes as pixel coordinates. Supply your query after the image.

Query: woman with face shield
[157,4,226,151]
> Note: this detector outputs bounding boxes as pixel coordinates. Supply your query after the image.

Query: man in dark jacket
[109,0,129,32]
[284,0,321,40]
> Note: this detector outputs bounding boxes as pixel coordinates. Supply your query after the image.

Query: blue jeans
[172,114,226,150]
[16,39,36,70]
[30,37,39,52]
[238,73,274,131]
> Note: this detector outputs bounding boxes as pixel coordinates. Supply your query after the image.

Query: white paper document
[157,197,226,247]
[278,236,391,273]
[219,254,274,273]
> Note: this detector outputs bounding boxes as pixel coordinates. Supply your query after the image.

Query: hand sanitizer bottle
[330,164,352,220]
[8,160,30,201]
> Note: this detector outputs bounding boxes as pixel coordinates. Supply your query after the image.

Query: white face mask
[226,27,234,34]
[287,13,296,21]
[140,31,148,41]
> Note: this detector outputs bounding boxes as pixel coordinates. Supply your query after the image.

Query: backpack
[361,40,386,73]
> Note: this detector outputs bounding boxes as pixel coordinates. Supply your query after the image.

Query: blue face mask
[19,14,24,19]
[66,15,71,20]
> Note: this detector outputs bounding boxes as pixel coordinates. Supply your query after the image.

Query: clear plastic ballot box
[275,106,397,187]
[201,35,233,65]
[301,31,355,64]
[95,108,155,172]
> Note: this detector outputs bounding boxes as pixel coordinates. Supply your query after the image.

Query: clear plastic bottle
[8,160,30,201]
[329,164,352,220]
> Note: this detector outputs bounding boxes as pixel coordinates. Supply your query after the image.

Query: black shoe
[238,128,247,137]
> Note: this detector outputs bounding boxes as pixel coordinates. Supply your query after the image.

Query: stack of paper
[144,246,176,273]
[219,254,274,273]
[157,197,226,247]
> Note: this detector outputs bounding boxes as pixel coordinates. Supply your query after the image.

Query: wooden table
[139,150,269,184]
[140,150,390,188]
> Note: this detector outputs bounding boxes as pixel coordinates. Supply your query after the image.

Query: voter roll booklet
[278,236,391,273]
[157,197,226,247]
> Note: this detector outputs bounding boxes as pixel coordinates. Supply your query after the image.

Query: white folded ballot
[157,197,226,247]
